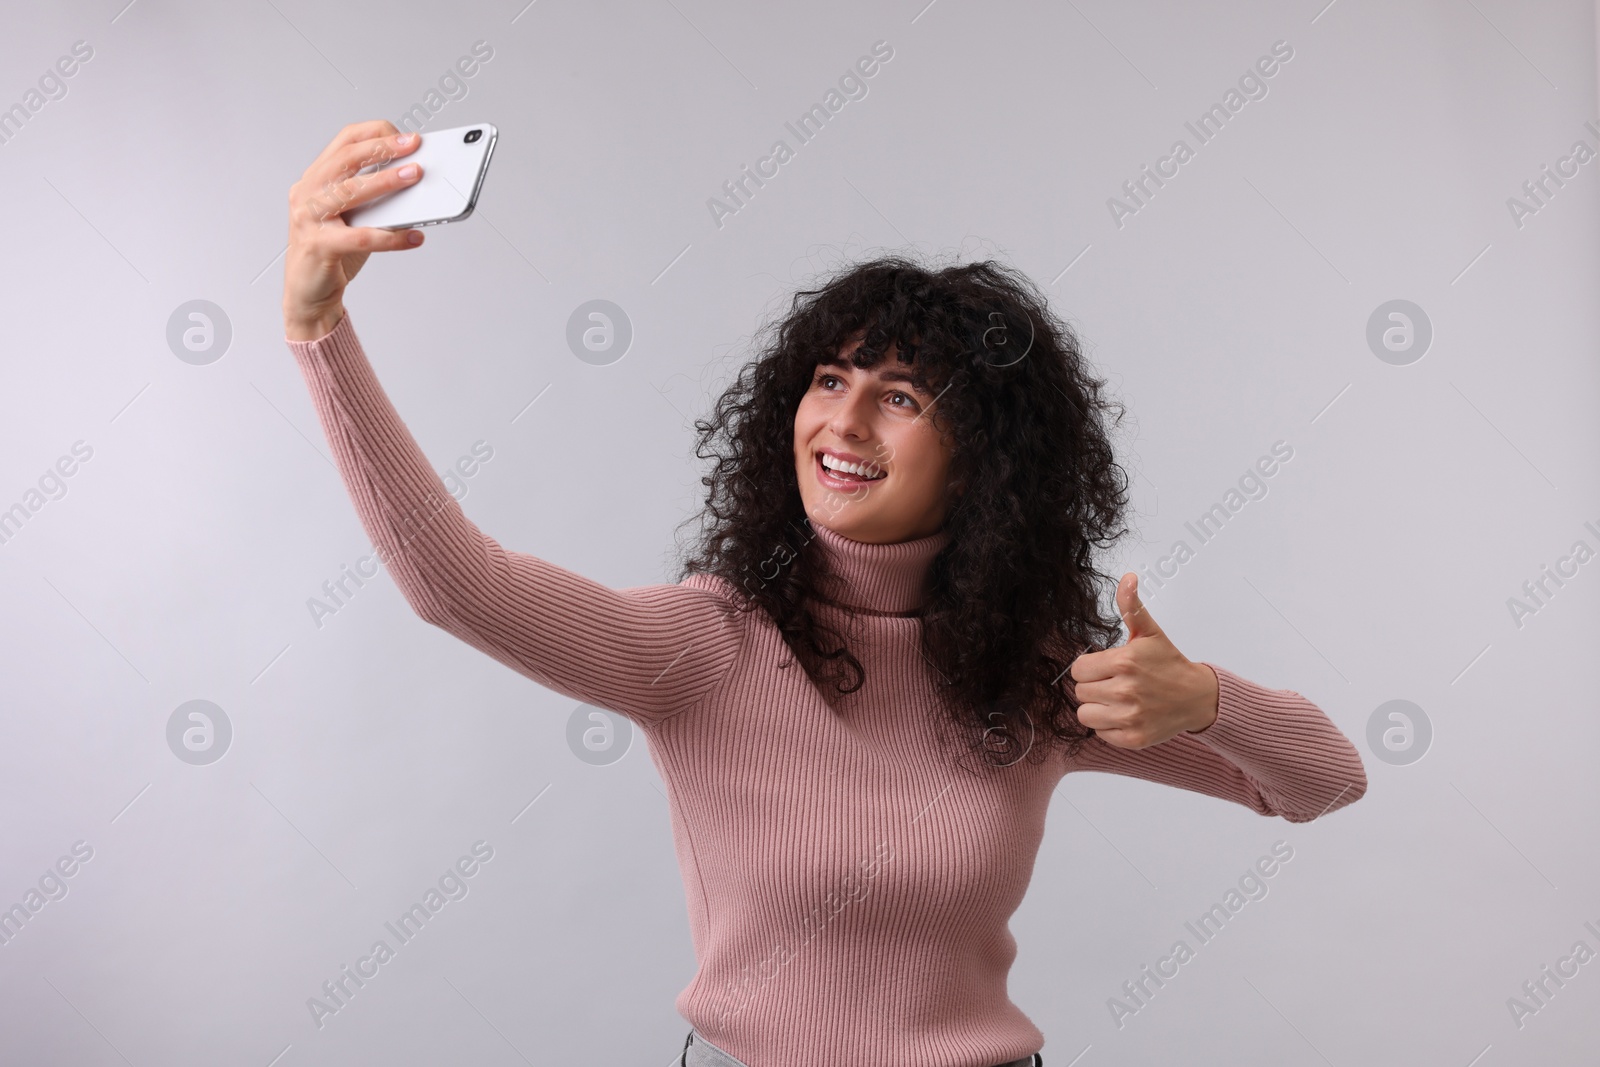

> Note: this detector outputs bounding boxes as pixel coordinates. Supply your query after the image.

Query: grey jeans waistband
[677,1029,1043,1067]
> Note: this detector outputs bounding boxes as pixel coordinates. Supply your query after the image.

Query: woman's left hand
[1069,574,1219,749]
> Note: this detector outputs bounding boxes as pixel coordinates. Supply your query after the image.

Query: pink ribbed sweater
[286,313,1367,1067]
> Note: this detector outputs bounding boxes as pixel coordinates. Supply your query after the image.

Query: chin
[802,500,859,536]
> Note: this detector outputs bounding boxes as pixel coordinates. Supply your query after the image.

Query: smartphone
[343,123,498,231]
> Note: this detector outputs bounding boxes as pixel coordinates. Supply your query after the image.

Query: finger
[1069,648,1119,684]
[321,158,425,220]
[1073,700,1114,731]
[320,131,421,193]
[1117,573,1165,641]
[311,119,401,170]
[297,133,420,220]
[319,226,426,254]
[298,149,423,224]
[1077,706,1145,748]
[295,139,420,225]
[1070,679,1114,707]
[1094,727,1144,750]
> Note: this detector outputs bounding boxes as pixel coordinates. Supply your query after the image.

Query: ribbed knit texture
[286,313,1368,1067]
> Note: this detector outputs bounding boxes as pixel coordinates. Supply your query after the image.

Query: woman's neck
[808,520,950,615]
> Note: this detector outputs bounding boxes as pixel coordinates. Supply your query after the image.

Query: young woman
[284,121,1367,1067]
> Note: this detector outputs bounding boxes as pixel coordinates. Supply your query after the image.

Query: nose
[828,384,875,441]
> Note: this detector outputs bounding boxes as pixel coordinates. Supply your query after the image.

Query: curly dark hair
[677,253,1133,770]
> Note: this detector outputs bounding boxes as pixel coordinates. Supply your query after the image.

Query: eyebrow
[815,355,933,393]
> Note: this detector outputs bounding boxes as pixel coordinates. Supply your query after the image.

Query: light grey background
[2,1,1597,1064]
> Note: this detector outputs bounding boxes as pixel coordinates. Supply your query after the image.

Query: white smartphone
[343,123,498,230]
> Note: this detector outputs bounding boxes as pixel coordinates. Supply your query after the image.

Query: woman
[284,121,1367,1067]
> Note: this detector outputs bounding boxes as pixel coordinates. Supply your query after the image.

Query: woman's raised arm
[282,122,743,722]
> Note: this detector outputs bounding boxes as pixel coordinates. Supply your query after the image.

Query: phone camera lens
[464,129,482,143]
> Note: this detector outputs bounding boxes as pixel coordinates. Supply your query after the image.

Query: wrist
[1185,662,1219,733]
[284,302,345,342]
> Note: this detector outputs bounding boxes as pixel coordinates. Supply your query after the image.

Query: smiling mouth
[816,452,886,486]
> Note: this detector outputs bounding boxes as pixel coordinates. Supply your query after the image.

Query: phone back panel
[343,123,497,230]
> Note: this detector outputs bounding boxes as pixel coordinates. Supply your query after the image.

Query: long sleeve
[285,311,744,723]
[1063,663,1367,823]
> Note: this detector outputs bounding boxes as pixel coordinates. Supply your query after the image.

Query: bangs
[825,324,955,401]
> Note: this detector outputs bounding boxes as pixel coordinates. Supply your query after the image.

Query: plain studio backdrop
[2,1,1598,1064]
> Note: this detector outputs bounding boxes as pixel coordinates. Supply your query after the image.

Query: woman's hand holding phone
[283,120,425,342]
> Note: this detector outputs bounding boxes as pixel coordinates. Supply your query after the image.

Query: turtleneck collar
[808,520,951,615]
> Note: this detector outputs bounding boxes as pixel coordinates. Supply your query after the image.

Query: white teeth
[820,454,884,480]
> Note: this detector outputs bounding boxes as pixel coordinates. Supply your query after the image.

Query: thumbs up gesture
[1069,574,1220,749]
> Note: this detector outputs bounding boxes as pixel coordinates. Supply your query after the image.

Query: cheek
[902,435,947,499]
[793,401,821,447]
[792,411,823,476]
[887,431,945,488]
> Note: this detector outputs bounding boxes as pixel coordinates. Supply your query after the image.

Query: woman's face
[792,334,956,544]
